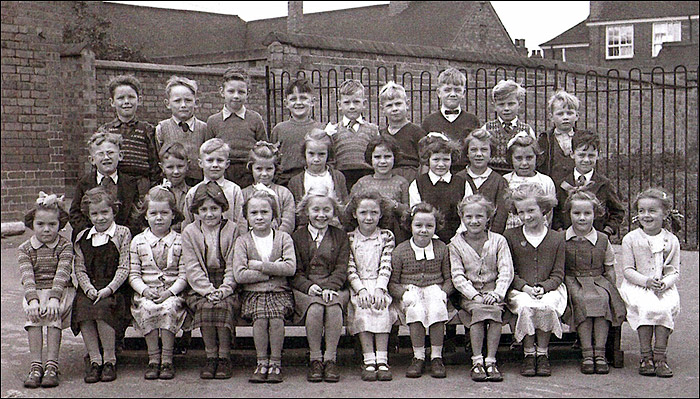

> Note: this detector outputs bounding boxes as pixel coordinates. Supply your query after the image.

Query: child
[619,188,682,378]
[562,189,626,375]
[482,79,536,175]
[350,135,410,243]
[552,131,625,237]
[155,75,207,187]
[291,191,350,383]
[241,141,296,235]
[421,68,480,174]
[537,90,580,185]
[288,129,349,227]
[389,202,454,379]
[327,79,380,192]
[181,182,239,380]
[72,187,132,383]
[408,133,465,243]
[182,138,245,232]
[233,191,296,384]
[18,193,75,388]
[98,74,160,197]
[69,132,140,241]
[378,81,426,183]
[129,186,188,380]
[158,142,191,233]
[455,128,509,234]
[205,68,267,188]
[344,192,398,381]
[270,78,324,186]
[502,133,556,230]
[504,183,565,377]
[449,194,513,382]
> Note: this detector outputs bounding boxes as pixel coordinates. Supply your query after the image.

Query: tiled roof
[540,19,589,47]
[589,1,699,22]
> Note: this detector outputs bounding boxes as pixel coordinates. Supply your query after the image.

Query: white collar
[565,226,598,245]
[307,224,328,241]
[30,235,60,250]
[554,128,575,137]
[342,115,364,131]
[172,116,195,130]
[203,176,227,186]
[354,227,381,242]
[87,222,117,239]
[222,105,246,121]
[96,170,118,185]
[573,169,594,183]
[143,228,176,248]
[410,237,435,260]
[467,167,492,180]
[498,116,518,127]
[428,170,452,184]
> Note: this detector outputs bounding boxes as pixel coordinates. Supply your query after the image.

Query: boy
[270,78,324,186]
[181,138,245,233]
[379,81,426,183]
[158,142,190,233]
[421,68,480,174]
[98,75,160,198]
[482,79,536,175]
[155,75,207,187]
[537,90,580,186]
[552,131,625,236]
[329,79,380,192]
[69,132,139,242]
[204,68,267,188]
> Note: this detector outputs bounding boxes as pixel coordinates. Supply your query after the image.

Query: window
[652,21,681,57]
[606,25,634,59]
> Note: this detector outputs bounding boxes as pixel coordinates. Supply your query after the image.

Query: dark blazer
[291,225,349,293]
[69,171,140,242]
[536,127,577,186]
[504,227,565,293]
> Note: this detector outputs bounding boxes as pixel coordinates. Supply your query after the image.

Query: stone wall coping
[94,60,266,77]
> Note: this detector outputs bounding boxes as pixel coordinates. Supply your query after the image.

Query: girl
[502,133,556,230]
[350,135,410,243]
[18,192,74,388]
[291,190,350,383]
[233,190,296,384]
[345,191,398,381]
[72,186,132,383]
[129,185,189,380]
[563,189,626,374]
[288,128,349,228]
[455,129,509,234]
[619,188,682,378]
[504,183,565,377]
[449,194,513,382]
[408,133,465,243]
[181,182,239,380]
[241,141,296,235]
[388,202,454,379]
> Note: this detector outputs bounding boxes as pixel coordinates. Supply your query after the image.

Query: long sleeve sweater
[388,239,454,298]
[18,235,74,303]
[449,231,513,301]
[270,118,324,175]
[204,109,267,163]
[504,227,565,293]
[233,230,296,292]
[241,184,296,235]
[620,228,680,289]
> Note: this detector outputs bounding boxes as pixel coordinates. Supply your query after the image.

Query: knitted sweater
[380,122,426,169]
[270,118,324,175]
[98,118,160,182]
[241,183,296,235]
[421,110,480,170]
[331,120,380,171]
[73,224,132,296]
[388,239,454,298]
[18,235,73,303]
[128,229,187,296]
[182,178,245,233]
[233,230,296,292]
[482,118,536,174]
[155,117,208,181]
[347,228,395,293]
[504,227,565,293]
[204,108,267,163]
[620,228,680,288]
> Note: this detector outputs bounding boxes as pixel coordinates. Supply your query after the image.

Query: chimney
[589,1,604,22]
[530,49,543,59]
[514,39,528,57]
[389,1,410,16]
[288,1,303,34]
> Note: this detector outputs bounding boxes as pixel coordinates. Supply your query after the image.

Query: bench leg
[606,325,624,368]
[389,325,400,354]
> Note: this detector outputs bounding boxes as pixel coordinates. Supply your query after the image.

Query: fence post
[393,65,397,82]
[554,63,559,90]
[265,65,271,134]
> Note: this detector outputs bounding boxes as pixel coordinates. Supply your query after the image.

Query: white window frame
[652,21,681,57]
[606,25,634,59]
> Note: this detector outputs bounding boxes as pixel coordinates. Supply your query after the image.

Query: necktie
[314,232,322,248]
[444,109,459,115]
[346,120,358,131]
[179,121,190,132]
[503,122,514,135]
[576,175,587,187]
[100,176,117,195]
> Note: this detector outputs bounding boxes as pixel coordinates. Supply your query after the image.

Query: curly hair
[462,128,496,162]
[418,133,461,164]
[632,187,683,232]
[457,194,496,221]
[24,193,70,230]
[364,135,400,166]
[189,181,229,216]
[87,131,123,150]
[139,185,185,227]
[563,188,604,216]
[80,186,120,219]
[247,141,280,171]
[243,189,280,223]
[402,202,445,232]
[505,133,542,167]
[343,190,390,230]
[509,183,557,215]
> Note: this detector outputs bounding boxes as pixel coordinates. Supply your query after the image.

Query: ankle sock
[524,347,536,357]
[363,353,376,365]
[310,350,323,362]
[323,351,337,363]
[148,348,161,365]
[430,345,443,360]
[582,347,594,359]
[653,345,667,362]
[471,355,484,365]
[536,346,549,357]
[161,347,174,365]
[412,346,425,360]
[484,356,497,366]
[269,358,281,368]
[593,346,606,359]
[376,351,388,365]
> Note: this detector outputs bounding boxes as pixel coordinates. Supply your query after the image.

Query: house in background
[540,1,699,70]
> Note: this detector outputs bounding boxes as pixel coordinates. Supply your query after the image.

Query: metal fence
[265,65,699,249]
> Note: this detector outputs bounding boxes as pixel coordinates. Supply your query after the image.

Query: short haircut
[571,130,600,152]
[159,141,188,162]
[165,75,198,97]
[108,74,141,98]
[87,131,122,150]
[437,67,466,87]
[462,128,496,160]
[296,188,342,218]
[222,67,247,86]
[505,133,542,167]
[547,89,579,113]
[243,189,279,222]
[189,181,229,215]
[200,138,230,157]
[343,190,390,230]
[24,193,70,230]
[564,188,604,216]
[80,186,120,218]
[140,185,185,226]
[457,194,496,220]
[492,79,525,103]
[403,202,445,232]
[418,133,461,164]
[285,78,314,97]
[301,128,334,162]
[339,79,365,97]
[509,182,557,214]
[364,134,400,165]
[247,141,280,170]
[379,81,407,104]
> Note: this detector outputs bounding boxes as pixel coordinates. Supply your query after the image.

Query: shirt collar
[143,228,176,248]
[410,238,435,260]
[342,115,364,130]
[114,117,137,127]
[554,128,575,137]
[307,224,328,241]
[222,105,246,121]
[428,170,452,184]
[467,167,492,180]
[172,116,195,130]
[565,226,598,245]
[96,170,118,185]
[87,222,117,239]
[203,176,227,186]
[354,227,381,242]
[30,235,60,250]
[162,178,187,193]
[573,169,594,183]
[498,116,518,127]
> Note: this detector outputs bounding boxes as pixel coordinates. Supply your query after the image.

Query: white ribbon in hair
[426,132,450,141]
[506,131,531,149]
[253,183,278,198]
[324,122,337,137]
[36,191,65,207]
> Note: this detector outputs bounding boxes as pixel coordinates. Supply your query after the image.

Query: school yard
[1,229,698,398]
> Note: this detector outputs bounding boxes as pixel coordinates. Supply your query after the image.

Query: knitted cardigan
[233,229,296,292]
[388,239,454,298]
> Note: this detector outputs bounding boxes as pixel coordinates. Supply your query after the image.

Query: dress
[346,228,398,335]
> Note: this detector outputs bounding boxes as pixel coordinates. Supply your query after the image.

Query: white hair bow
[324,122,337,137]
[253,183,278,198]
[506,131,532,149]
[426,132,449,141]
[36,191,64,208]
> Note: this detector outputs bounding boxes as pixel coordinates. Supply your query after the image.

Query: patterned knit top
[388,239,454,298]
[482,118,536,174]
[18,235,74,303]
[331,120,380,171]
[347,228,395,293]
[98,118,160,182]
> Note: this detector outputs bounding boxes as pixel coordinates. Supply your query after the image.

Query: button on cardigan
[128,229,187,296]
[504,227,565,293]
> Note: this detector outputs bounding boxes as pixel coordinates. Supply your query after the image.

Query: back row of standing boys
[20,67,681,389]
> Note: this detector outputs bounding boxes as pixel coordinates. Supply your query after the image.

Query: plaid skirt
[240,291,294,322]
[185,291,240,332]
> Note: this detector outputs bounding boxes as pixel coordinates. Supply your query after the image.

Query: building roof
[540,19,588,47]
[589,1,699,22]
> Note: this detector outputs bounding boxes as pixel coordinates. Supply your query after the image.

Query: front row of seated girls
[19,179,682,387]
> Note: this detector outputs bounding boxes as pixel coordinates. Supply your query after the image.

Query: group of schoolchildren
[18,66,683,389]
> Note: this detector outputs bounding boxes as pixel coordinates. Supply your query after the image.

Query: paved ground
[1,229,698,398]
